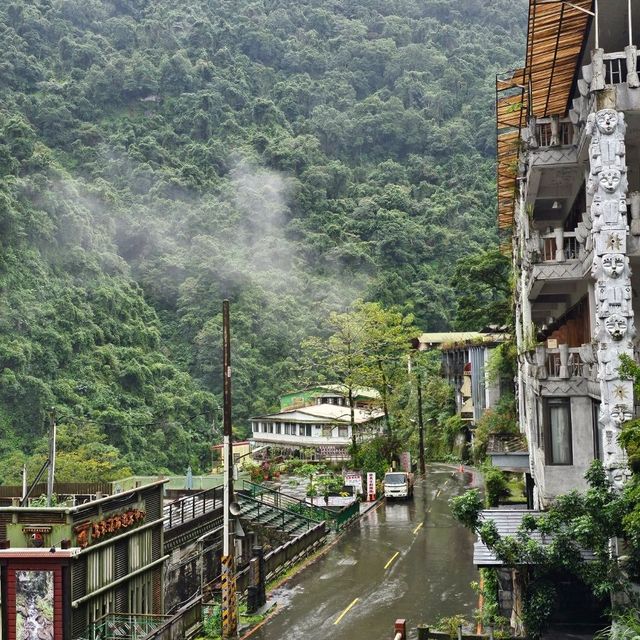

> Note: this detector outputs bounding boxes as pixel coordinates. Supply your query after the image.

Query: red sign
[367,472,376,502]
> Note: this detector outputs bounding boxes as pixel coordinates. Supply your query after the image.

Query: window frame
[544,397,573,466]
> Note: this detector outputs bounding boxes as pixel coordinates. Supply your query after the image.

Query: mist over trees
[0,0,526,477]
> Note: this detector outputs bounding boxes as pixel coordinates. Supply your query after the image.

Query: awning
[496,0,594,230]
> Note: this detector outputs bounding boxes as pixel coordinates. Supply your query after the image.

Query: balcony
[528,230,589,299]
[523,343,599,398]
[580,47,640,110]
[525,116,579,171]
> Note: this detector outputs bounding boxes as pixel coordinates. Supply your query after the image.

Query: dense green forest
[0,0,526,478]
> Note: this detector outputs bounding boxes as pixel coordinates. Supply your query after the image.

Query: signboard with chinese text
[366,472,376,501]
[343,471,362,494]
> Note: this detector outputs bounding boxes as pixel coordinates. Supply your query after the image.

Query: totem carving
[588,109,634,488]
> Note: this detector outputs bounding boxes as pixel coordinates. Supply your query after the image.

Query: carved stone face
[605,314,627,341]
[599,169,621,193]
[596,109,619,135]
[602,253,625,278]
[609,466,632,491]
[610,404,633,426]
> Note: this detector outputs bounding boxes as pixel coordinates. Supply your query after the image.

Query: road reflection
[252,464,478,640]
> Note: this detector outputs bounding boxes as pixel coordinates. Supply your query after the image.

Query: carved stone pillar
[535,345,547,380]
[588,109,635,488]
[558,343,570,379]
[625,45,640,88]
[591,49,606,91]
[550,115,560,147]
[528,116,538,149]
[554,227,565,262]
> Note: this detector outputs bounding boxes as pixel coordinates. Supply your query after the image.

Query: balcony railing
[540,231,580,262]
[534,117,573,147]
[527,344,597,382]
[545,348,582,378]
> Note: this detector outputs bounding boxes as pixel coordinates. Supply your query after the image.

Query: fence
[142,599,202,640]
[412,626,528,640]
[236,521,327,592]
[164,485,223,529]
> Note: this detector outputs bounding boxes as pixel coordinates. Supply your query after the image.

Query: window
[275,424,281,434]
[322,425,333,438]
[545,398,572,465]
[592,400,602,461]
[129,529,152,572]
[300,425,311,437]
[535,399,543,448]
[338,426,348,438]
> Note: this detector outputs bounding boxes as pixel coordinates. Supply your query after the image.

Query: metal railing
[240,480,359,530]
[541,232,579,262]
[241,480,331,520]
[143,599,202,640]
[164,485,223,530]
[78,613,172,640]
[237,492,318,533]
[236,522,327,593]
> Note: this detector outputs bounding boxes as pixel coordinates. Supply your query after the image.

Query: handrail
[237,491,318,530]
[239,481,359,531]
[164,485,224,530]
[240,480,335,519]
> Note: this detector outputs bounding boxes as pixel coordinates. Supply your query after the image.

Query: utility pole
[221,300,238,638]
[46,409,56,507]
[416,373,426,477]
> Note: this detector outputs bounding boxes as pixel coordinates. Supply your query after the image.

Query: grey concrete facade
[513,9,640,507]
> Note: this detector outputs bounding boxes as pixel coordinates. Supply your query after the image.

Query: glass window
[546,398,572,465]
[322,425,333,438]
[592,401,602,461]
[338,426,348,438]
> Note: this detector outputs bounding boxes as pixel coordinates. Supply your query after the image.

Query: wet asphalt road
[252,464,478,640]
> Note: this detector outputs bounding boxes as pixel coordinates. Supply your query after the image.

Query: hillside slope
[0,0,526,477]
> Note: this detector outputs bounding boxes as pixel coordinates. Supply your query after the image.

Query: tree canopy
[0,0,526,477]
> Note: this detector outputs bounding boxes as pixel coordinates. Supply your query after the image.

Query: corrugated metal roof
[497,0,594,230]
[473,509,595,566]
[418,332,485,344]
[251,404,384,424]
[487,433,529,455]
[280,385,380,400]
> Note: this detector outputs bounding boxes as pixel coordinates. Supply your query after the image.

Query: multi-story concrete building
[501,0,639,507]
[250,385,384,459]
[417,329,508,426]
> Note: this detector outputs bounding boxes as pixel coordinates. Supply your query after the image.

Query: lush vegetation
[451,461,640,638]
[0,0,526,478]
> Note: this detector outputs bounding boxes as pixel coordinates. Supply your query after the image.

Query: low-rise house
[250,386,384,460]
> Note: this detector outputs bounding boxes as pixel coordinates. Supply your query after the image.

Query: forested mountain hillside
[0,0,526,478]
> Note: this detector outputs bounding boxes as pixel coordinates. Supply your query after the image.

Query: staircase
[236,492,317,538]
